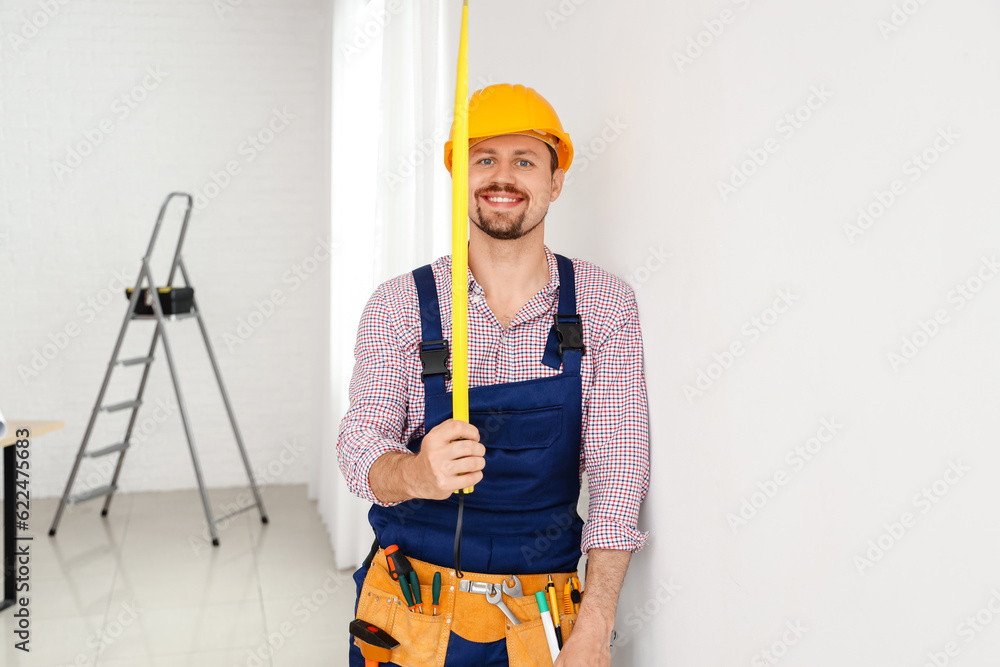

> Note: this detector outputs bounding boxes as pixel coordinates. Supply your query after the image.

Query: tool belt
[356,549,579,667]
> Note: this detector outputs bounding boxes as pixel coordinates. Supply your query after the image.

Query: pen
[546,575,563,649]
[536,591,561,661]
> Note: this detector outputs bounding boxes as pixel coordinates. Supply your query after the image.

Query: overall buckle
[419,339,451,380]
[553,314,585,356]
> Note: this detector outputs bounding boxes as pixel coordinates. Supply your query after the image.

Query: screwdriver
[409,571,424,614]
[432,572,441,616]
[385,545,417,612]
[385,545,415,583]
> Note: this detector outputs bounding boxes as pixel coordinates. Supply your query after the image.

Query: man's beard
[473,185,546,241]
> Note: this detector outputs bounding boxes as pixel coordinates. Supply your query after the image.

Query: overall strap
[541,254,585,372]
[412,265,448,395]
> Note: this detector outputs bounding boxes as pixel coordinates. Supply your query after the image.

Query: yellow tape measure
[452,0,473,494]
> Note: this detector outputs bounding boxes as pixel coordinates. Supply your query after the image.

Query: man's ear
[549,168,566,202]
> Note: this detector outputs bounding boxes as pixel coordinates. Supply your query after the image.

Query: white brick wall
[0,0,331,501]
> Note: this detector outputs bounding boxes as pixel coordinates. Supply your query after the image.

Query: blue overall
[350,254,585,667]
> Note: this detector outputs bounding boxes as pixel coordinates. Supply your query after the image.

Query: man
[338,84,649,667]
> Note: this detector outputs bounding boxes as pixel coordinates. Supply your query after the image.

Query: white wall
[0,0,330,500]
[470,1,1000,664]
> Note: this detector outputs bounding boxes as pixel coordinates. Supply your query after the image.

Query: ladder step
[68,485,117,505]
[131,311,197,322]
[101,399,141,413]
[84,442,130,458]
[116,356,154,367]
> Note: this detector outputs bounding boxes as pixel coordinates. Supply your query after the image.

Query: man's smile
[478,188,527,210]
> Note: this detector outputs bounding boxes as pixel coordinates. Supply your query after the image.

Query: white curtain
[317,0,456,570]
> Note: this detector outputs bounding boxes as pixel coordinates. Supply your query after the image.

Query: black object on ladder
[48,192,269,545]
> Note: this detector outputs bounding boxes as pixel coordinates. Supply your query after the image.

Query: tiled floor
[1,486,358,666]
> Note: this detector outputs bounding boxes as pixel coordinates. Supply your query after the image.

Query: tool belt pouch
[355,558,449,667]
[504,595,578,667]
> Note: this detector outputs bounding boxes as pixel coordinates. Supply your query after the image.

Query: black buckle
[419,339,451,380]
[553,314,585,356]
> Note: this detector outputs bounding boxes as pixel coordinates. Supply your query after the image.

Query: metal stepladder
[48,192,268,545]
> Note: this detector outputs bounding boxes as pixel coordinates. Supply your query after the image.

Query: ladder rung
[101,399,141,413]
[68,485,116,505]
[116,356,154,367]
[213,503,259,524]
[84,442,130,458]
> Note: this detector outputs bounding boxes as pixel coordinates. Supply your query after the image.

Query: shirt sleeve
[580,289,651,553]
[336,288,413,507]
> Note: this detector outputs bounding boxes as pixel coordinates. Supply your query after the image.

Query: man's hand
[554,621,611,667]
[369,419,485,503]
[554,549,631,667]
[409,419,485,499]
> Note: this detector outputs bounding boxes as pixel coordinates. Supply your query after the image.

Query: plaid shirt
[337,246,650,554]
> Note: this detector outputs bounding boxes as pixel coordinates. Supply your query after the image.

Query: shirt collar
[455,245,561,299]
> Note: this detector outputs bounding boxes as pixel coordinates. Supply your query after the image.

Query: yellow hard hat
[444,84,573,173]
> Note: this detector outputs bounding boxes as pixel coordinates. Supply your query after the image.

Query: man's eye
[517,159,532,167]
[479,157,495,165]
